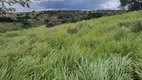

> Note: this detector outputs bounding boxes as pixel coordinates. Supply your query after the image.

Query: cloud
[101,0,120,9]
[31,0,63,2]
[14,0,120,12]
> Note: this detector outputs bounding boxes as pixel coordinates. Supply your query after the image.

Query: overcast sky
[13,0,120,12]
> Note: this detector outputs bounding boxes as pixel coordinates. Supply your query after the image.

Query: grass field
[0,23,23,33]
[0,11,142,80]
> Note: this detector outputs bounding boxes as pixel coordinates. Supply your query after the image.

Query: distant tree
[86,13,103,19]
[25,15,31,19]
[36,18,40,21]
[0,16,14,22]
[21,19,32,28]
[32,13,35,16]
[26,13,29,16]
[120,0,142,11]
[32,11,35,12]
[61,19,68,23]
[17,14,20,16]
[58,15,63,19]
[0,0,31,13]
[44,19,49,24]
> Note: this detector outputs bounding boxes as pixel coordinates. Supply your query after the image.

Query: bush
[61,19,68,23]
[86,12,103,19]
[21,20,32,28]
[44,19,49,24]
[46,23,54,28]
[58,15,63,19]
[0,16,14,22]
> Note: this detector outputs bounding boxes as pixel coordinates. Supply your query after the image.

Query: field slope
[0,11,142,80]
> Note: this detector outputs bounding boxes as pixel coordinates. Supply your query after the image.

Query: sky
[13,0,120,12]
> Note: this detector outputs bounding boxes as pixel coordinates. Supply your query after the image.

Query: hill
[0,11,142,80]
[0,10,126,33]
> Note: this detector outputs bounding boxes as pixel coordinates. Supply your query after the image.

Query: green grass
[0,12,59,32]
[0,23,23,33]
[0,11,142,80]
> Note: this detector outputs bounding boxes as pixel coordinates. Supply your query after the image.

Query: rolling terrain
[0,11,142,80]
[0,10,126,33]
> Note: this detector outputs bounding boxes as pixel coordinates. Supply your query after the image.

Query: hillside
[0,10,126,33]
[0,11,142,80]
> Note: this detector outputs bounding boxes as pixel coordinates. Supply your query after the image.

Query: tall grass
[0,11,142,80]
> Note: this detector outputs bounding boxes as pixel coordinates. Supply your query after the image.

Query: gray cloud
[14,0,120,12]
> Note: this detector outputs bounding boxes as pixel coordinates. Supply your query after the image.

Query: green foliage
[0,11,142,80]
[21,19,32,28]
[120,0,142,10]
[46,23,54,28]
[0,0,30,13]
[119,19,142,32]
[72,55,133,80]
[0,23,23,33]
[0,10,127,33]
[131,19,142,32]
[86,12,103,19]
[0,16,14,22]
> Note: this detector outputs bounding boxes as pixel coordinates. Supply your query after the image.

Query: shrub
[0,16,14,22]
[44,19,49,24]
[58,15,63,19]
[86,12,103,19]
[21,19,32,28]
[46,23,54,28]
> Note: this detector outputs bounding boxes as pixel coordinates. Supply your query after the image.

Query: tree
[120,0,142,11]
[0,16,14,22]
[0,0,31,13]
[21,19,32,28]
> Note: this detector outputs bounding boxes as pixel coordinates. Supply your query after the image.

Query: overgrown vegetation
[0,10,127,33]
[0,11,142,80]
